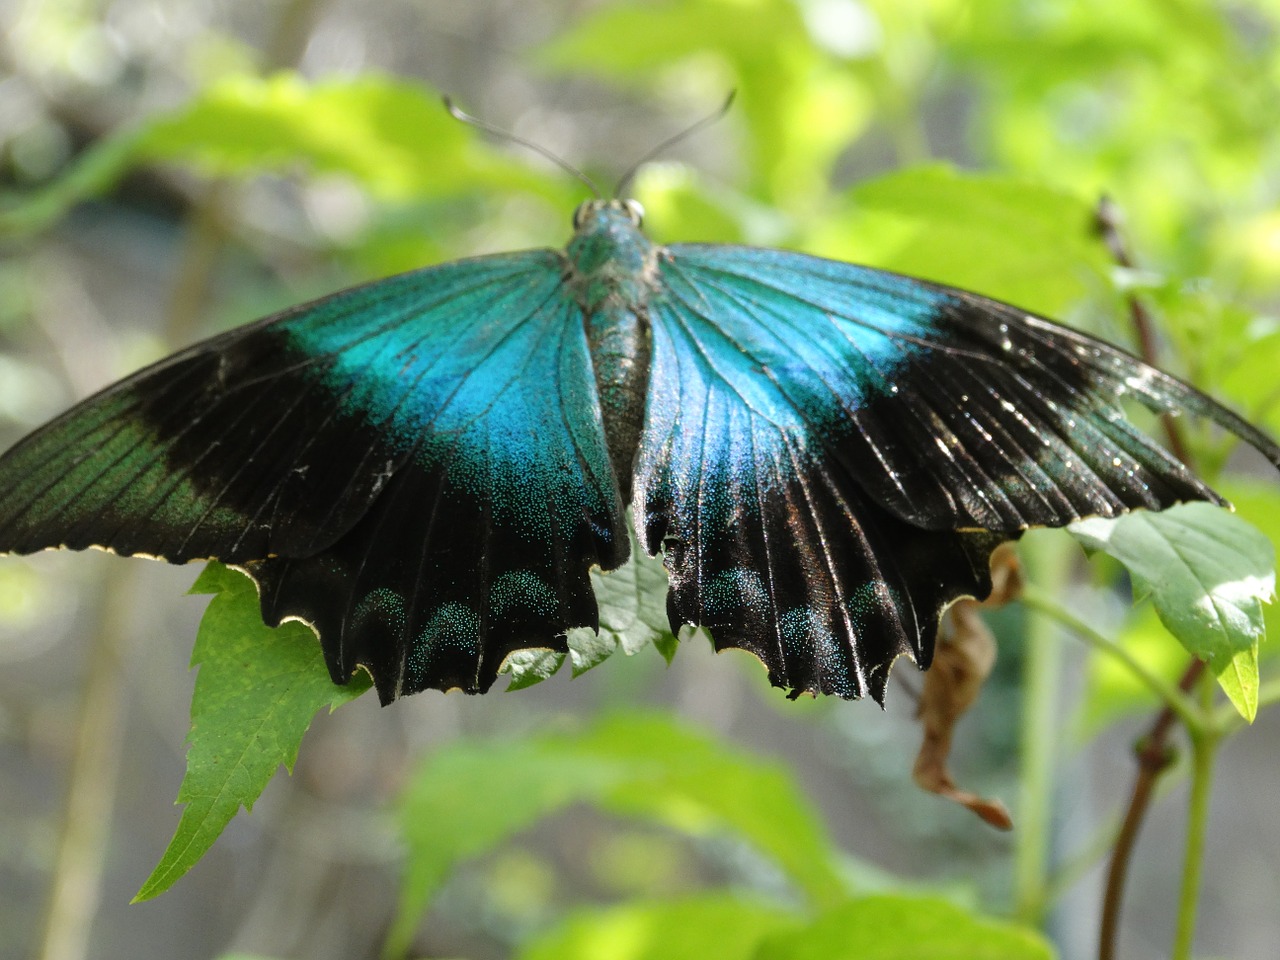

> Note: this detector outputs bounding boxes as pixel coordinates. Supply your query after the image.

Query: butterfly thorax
[565,199,658,502]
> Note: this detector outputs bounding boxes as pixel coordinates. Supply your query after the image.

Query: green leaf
[539,0,869,206]
[134,563,369,901]
[501,647,568,690]
[570,540,674,673]
[504,526,676,687]
[514,896,802,960]
[1070,504,1273,718]
[1211,643,1260,723]
[2,73,547,236]
[1219,479,1280,665]
[752,895,1056,960]
[805,165,1112,317]
[390,712,846,955]
[1069,504,1274,663]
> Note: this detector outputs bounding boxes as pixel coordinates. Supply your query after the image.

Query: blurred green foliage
[4,0,1280,957]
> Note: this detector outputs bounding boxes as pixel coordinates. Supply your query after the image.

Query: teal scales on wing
[0,199,1277,703]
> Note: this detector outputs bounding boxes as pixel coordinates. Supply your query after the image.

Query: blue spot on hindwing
[703,567,770,619]
[489,570,557,618]
[779,606,852,697]
[353,587,407,635]
[406,603,482,687]
[843,579,899,632]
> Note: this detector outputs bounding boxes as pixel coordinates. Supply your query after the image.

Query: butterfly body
[570,200,656,499]
[1,198,1278,704]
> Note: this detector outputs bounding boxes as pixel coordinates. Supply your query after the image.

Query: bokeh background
[2,1,1280,958]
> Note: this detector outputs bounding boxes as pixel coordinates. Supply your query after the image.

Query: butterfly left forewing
[252,284,634,700]
[0,251,630,701]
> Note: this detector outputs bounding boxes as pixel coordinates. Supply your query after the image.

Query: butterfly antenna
[612,91,737,199]
[443,96,603,198]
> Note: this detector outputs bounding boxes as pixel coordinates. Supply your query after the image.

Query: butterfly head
[566,198,654,285]
[572,197,645,231]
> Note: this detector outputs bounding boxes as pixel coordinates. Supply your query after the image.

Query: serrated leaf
[135,563,369,901]
[515,895,801,960]
[752,895,1056,960]
[653,632,680,664]
[566,625,619,675]
[516,527,676,685]
[1069,504,1274,663]
[1218,479,1280,665]
[501,647,567,690]
[389,712,846,955]
[591,539,674,658]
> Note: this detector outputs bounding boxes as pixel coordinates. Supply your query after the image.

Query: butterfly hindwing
[0,251,630,700]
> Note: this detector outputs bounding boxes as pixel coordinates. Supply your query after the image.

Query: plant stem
[1097,659,1205,960]
[1171,674,1220,960]
[1013,535,1071,925]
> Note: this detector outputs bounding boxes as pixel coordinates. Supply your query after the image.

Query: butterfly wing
[635,244,1280,700]
[0,252,629,701]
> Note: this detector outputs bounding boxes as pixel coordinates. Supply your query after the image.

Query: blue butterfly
[0,197,1276,703]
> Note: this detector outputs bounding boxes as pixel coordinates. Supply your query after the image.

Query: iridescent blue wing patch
[634,244,1280,699]
[0,252,628,701]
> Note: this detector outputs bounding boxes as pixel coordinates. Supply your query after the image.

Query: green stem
[1013,535,1071,925]
[1171,676,1221,960]
[1018,584,1202,732]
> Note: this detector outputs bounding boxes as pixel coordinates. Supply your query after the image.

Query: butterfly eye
[572,201,593,229]
[623,199,645,225]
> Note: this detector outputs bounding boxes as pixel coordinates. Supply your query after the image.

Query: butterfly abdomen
[585,304,651,502]
[567,200,660,502]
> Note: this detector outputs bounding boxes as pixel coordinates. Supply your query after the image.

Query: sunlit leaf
[1,73,549,236]
[1212,642,1259,723]
[503,525,676,687]
[1070,504,1273,715]
[515,896,801,960]
[805,165,1112,318]
[753,895,1056,960]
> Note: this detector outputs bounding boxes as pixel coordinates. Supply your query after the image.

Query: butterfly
[1,196,1277,705]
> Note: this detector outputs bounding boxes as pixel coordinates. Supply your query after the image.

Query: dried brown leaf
[911,544,1022,830]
